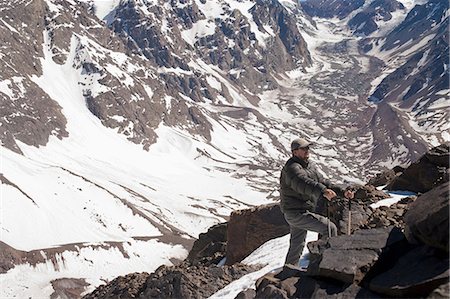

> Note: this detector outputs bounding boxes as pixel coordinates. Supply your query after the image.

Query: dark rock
[234,288,256,299]
[361,196,416,229]
[404,182,449,252]
[367,166,404,187]
[295,276,382,299]
[369,246,450,297]
[226,203,289,264]
[255,265,381,299]
[387,144,450,193]
[307,227,406,284]
[256,284,288,299]
[84,262,260,299]
[326,197,373,235]
[274,264,305,281]
[82,272,149,299]
[186,222,227,265]
[354,184,391,204]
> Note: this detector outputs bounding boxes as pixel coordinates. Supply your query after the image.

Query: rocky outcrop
[404,181,449,252]
[226,203,289,265]
[367,166,404,187]
[369,245,449,297]
[387,143,449,193]
[361,196,416,229]
[186,222,227,265]
[84,262,260,299]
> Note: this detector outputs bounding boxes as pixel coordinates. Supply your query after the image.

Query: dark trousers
[283,210,337,266]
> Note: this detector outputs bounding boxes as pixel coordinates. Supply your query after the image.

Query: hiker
[280,137,354,266]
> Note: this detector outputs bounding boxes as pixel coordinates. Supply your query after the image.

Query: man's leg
[285,223,307,265]
[284,210,337,265]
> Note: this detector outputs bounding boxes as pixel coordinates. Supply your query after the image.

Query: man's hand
[323,188,337,200]
[344,189,355,199]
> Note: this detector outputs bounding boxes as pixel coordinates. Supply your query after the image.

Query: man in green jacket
[280,137,354,266]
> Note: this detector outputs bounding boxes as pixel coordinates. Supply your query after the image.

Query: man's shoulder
[285,157,305,171]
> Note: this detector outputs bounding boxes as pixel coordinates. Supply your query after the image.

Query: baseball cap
[291,138,312,151]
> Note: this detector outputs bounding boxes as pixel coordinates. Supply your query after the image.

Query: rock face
[404,181,449,252]
[226,203,290,265]
[387,143,449,193]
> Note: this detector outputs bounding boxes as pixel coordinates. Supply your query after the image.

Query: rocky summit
[84,144,449,298]
[1,0,449,297]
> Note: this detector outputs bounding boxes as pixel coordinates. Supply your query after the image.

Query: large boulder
[387,143,449,193]
[306,226,406,284]
[404,181,449,252]
[369,245,449,297]
[226,203,289,264]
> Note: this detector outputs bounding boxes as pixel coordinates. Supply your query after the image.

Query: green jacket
[280,156,344,213]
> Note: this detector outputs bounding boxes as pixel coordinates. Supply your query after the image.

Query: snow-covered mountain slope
[0,0,448,297]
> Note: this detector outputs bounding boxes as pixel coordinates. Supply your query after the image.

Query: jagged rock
[139,262,260,299]
[361,196,416,229]
[387,143,450,193]
[255,264,381,299]
[367,166,404,187]
[307,227,406,284]
[369,246,449,298]
[83,272,150,299]
[186,222,227,265]
[84,262,261,299]
[226,203,289,265]
[354,184,391,204]
[404,182,449,252]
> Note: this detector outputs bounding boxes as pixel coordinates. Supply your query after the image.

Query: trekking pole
[347,198,352,235]
[327,200,331,238]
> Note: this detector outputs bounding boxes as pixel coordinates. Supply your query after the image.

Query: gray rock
[307,227,405,284]
[404,182,449,252]
[369,246,450,297]
[387,144,449,193]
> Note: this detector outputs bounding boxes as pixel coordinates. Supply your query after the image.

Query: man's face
[293,146,310,160]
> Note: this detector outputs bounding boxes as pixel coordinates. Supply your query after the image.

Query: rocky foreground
[84,144,449,299]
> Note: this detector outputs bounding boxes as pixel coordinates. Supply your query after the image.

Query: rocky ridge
[84,144,449,298]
